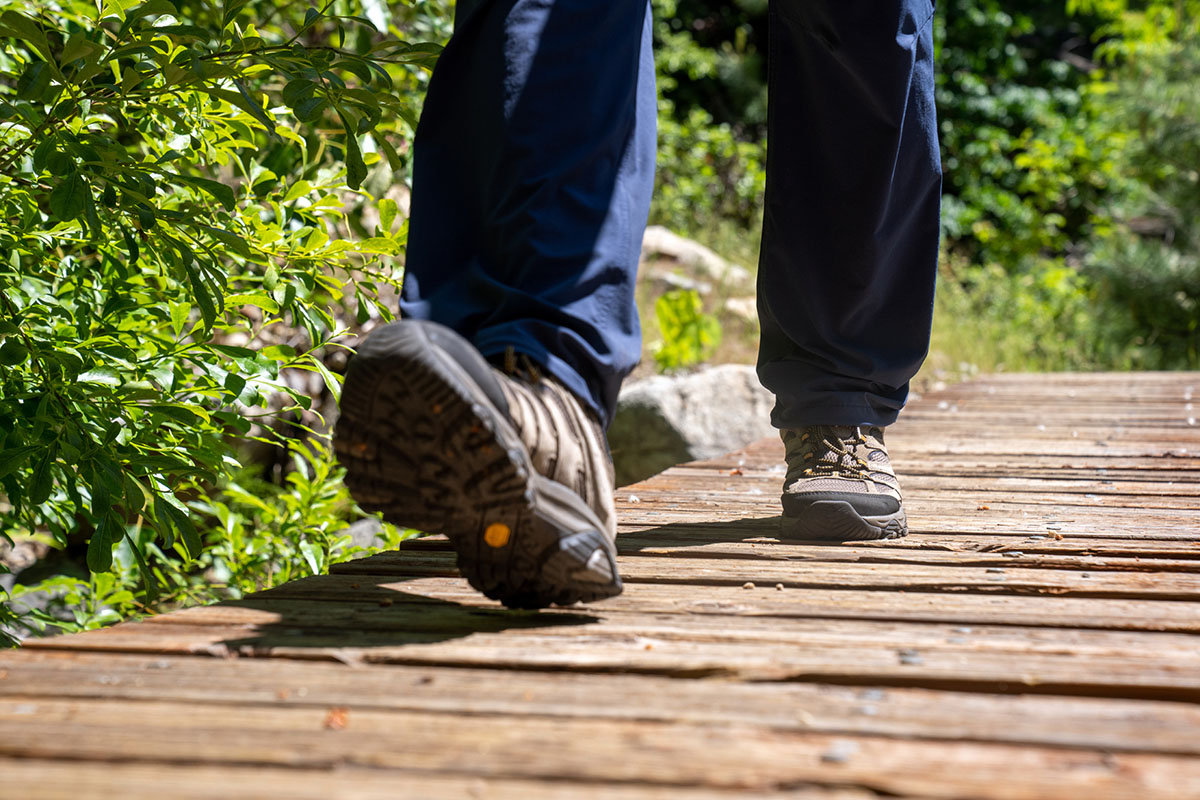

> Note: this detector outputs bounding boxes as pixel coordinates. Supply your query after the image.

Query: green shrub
[649,0,767,260]
[0,0,442,643]
[1071,0,1200,367]
[652,288,723,372]
[932,256,1117,372]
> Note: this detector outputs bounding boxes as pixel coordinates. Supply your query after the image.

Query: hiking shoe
[779,425,907,541]
[333,320,621,609]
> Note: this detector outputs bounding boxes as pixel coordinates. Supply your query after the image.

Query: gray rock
[722,296,758,323]
[345,517,386,554]
[608,364,776,487]
[645,267,713,296]
[640,226,753,292]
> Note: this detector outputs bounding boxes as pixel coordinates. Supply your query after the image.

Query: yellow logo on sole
[484,522,511,548]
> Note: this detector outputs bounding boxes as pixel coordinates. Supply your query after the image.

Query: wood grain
[5,372,1200,799]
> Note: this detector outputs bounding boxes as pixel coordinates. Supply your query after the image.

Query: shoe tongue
[826,424,862,442]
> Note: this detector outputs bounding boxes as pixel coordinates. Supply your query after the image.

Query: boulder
[640,225,753,292]
[607,364,777,487]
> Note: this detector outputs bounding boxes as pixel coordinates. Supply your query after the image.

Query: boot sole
[334,321,622,609]
[780,500,908,542]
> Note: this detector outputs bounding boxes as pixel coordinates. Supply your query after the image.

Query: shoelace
[502,345,543,384]
[789,425,879,480]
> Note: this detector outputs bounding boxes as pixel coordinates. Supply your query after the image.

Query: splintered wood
[4,372,1199,799]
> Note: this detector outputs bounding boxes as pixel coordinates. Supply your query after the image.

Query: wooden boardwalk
[4,372,1200,799]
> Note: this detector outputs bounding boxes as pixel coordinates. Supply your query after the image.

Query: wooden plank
[6,372,1200,799]
[333,544,1200,582]
[386,531,1200,560]
[7,651,1200,755]
[626,461,1200,491]
[278,574,1200,630]
[25,598,1200,697]
[0,759,858,800]
[116,573,1200,632]
[374,534,1200,571]
[613,498,1200,536]
[3,698,1199,799]
[619,477,1200,511]
[334,550,1200,590]
[694,434,1198,461]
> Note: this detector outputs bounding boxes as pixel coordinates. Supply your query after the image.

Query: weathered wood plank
[334,550,1200,591]
[24,597,1200,698]
[615,507,1200,537]
[5,371,1200,798]
[120,573,1200,632]
[0,759,865,800]
[3,698,1199,799]
[383,530,1200,560]
[618,477,1200,511]
[369,534,1200,572]
[7,651,1200,755]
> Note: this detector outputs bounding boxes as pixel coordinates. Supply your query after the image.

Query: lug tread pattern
[334,322,622,608]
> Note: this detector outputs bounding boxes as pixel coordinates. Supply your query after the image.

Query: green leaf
[224,293,279,313]
[183,259,217,330]
[123,474,151,513]
[156,496,200,560]
[0,446,39,481]
[260,344,296,361]
[124,529,159,602]
[16,61,51,101]
[356,237,401,255]
[300,355,341,402]
[282,78,316,108]
[344,131,367,190]
[118,0,176,36]
[294,96,327,123]
[355,292,371,324]
[222,0,249,27]
[121,228,140,265]
[92,454,124,497]
[298,539,322,575]
[173,174,236,211]
[78,367,122,386]
[31,135,55,173]
[204,85,274,131]
[149,403,210,425]
[379,197,397,233]
[394,104,419,130]
[60,33,104,66]
[87,515,116,573]
[169,300,190,337]
[136,205,156,231]
[50,173,88,220]
[195,224,250,258]
[211,344,255,359]
[29,445,56,506]
[0,11,55,63]
[378,136,403,171]
[46,151,75,176]
[0,339,29,366]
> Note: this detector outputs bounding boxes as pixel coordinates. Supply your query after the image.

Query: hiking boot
[779,425,907,541]
[333,320,621,609]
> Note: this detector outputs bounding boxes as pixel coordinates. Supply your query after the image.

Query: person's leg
[400,0,656,428]
[337,0,656,608]
[758,0,941,540]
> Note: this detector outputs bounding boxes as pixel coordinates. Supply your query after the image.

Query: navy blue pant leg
[399,0,656,427]
[757,0,942,428]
